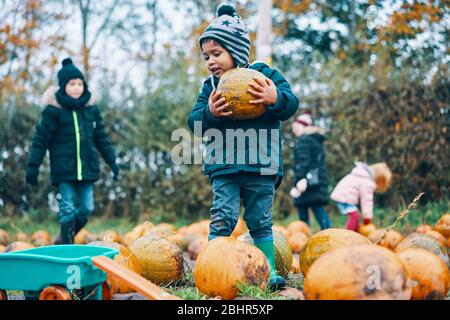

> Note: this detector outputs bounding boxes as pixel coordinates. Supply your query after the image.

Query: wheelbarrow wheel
[0,290,7,300]
[102,281,114,300]
[39,286,72,300]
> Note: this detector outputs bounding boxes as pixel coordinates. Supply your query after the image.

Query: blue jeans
[296,205,331,230]
[59,181,94,225]
[209,173,276,243]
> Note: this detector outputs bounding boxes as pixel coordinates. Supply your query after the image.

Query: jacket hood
[351,161,374,179]
[42,86,95,108]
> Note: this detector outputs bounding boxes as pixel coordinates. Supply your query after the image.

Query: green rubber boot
[255,240,286,291]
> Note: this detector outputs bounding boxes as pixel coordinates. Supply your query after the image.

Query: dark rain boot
[255,241,286,291]
[60,221,75,244]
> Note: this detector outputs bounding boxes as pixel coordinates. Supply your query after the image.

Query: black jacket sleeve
[93,106,116,166]
[187,79,223,136]
[294,137,311,182]
[27,106,60,169]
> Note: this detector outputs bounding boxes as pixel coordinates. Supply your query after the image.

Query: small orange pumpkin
[415,224,433,234]
[434,213,450,238]
[289,232,308,253]
[368,229,403,250]
[286,221,311,237]
[0,229,9,246]
[425,230,447,247]
[358,223,377,237]
[5,241,35,252]
[396,248,450,300]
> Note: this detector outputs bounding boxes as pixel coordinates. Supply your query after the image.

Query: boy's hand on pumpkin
[209,90,233,118]
[247,77,277,105]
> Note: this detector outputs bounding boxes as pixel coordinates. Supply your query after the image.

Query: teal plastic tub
[0,245,118,299]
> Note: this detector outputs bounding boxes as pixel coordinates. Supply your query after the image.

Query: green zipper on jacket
[72,111,82,180]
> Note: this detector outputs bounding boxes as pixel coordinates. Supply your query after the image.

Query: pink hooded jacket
[330,162,376,219]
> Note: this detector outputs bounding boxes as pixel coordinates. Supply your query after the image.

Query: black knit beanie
[57,58,85,92]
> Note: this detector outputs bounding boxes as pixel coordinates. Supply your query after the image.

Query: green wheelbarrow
[0,244,180,300]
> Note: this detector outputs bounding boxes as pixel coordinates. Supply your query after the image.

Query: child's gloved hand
[26,166,39,186]
[290,187,301,198]
[111,163,120,181]
[209,90,233,118]
[296,178,308,193]
[363,218,372,225]
[247,77,278,105]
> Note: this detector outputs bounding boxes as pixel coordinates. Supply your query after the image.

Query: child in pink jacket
[330,162,392,231]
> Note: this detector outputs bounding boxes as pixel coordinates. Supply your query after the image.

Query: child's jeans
[296,205,331,230]
[335,202,360,231]
[59,181,94,226]
[209,172,276,243]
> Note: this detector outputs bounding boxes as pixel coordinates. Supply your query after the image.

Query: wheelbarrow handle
[91,255,181,300]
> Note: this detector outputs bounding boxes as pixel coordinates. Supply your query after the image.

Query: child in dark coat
[26,58,119,244]
[187,4,298,289]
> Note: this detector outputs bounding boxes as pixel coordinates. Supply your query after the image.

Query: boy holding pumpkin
[187,4,298,290]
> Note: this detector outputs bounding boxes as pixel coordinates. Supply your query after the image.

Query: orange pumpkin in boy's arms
[217,68,267,120]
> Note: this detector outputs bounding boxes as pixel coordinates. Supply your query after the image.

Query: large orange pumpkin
[88,240,141,294]
[217,68,267,120]
[425,230,447,247]
[5,241,35,252]
[286,221,311,237]
[289,232,308,253]
[304,244,412,300]
[31,230,52,246]
[394,233,449,267]
[415,224,433,234]
[396,248,450,300]
[300,228,371,276]
[0,229,9,246]
[129,235,184,285]
[358,223,377,237]
[368,229,403,250]
[194,237,269,300]
[434,213,450,238]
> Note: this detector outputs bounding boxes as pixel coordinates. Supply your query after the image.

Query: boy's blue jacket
[187,62,299,183]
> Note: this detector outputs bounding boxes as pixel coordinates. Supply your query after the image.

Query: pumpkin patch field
[0,210,449,301]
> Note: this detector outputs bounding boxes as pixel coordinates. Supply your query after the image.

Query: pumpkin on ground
[396,248,450,300]
[286,221,311,237]
[74,229,98,244]
[187,236,208,260]
[272,225,290,240]
[129,235,184,285]
[5,241,35,252]
[289,232,308,253]
[425,230,447,247]
[15,232,30,242]
[100,230,122,244]
[239,231,293,278]
[31,230,52,246]
[368,229,403,250]
[358,223,377,237]
[0,245,5,253]
[194,237,269,300]
[123,231,141,247]
[300,228,371,276]
[217,68,267,120]
[88,240,141,294]
[434,213,450,238]
[0,229,9,246]
[415,224,433,234]
[304,244,412,300]
[394,233,449,267]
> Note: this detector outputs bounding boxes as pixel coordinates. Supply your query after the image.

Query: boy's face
[65,78,84,99]
[201,39,235,78]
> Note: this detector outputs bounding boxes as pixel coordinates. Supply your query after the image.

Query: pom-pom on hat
[57,58,85,91]
[199,3,250,68]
